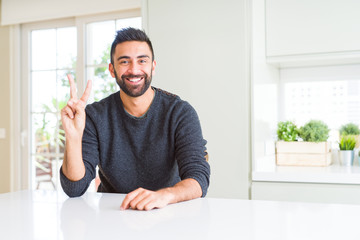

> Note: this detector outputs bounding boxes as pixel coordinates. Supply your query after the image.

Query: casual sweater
[60,87,210,197]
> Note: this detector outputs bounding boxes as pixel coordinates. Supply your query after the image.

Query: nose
[128,62,140,74]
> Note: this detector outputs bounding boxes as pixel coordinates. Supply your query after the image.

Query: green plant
[339,135,356,150]
[93,44,117,102]
[339,123,360,136]
[299,120,330,142]
[277,121,299,141]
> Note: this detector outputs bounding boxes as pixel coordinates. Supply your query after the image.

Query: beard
[114,68,152,98]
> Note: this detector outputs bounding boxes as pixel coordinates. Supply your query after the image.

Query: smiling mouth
[126,77,144,83]
[122,74,146,84]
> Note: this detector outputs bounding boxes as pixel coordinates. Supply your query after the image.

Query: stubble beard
[114,68,152,98]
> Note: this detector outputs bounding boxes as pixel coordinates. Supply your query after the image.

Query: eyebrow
[137,55,150,59]
[117,55,150,61]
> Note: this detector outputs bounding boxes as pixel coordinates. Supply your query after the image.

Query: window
[280,65,360,144]
[22,11,141,191]
[252,63,360,183]
[30,26,77,190]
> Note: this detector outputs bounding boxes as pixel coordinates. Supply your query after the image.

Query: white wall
[252,0,279,172]
[0,0,11,193]
[144,0,251,199]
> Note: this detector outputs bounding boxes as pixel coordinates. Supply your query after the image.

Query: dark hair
[110,27,154,64]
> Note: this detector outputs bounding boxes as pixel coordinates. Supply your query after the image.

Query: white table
[0,190,360,240]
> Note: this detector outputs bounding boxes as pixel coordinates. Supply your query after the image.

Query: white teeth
[129,78,141,82]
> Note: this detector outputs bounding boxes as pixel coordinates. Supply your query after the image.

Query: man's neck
[119,87,155,117]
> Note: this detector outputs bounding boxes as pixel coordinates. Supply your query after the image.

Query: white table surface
[1,190,360,240]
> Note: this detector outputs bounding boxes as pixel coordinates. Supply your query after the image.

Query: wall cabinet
[265,0,360,67]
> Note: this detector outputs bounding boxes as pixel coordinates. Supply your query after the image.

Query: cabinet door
[266,0,360,57]
[252,181,360,205]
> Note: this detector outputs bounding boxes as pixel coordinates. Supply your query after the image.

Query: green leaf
[277,121,299,141]
[339,123,360,136]
[339,135,356,150]
[299,120,329,142]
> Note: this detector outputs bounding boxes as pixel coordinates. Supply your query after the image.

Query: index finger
[120,188,142,210]
[67,74,77,100]
[80,79,92,103]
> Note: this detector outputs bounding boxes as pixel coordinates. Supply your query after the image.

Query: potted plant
[277,120,299,142]
[339,123,360,148]
[298,120,330,143]
[339,135,356,166]
[276,120,331,166]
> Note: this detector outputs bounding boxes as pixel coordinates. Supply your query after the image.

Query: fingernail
[68,101,73,106]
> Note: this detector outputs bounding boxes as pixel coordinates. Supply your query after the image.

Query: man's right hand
[61,74,92,140]
[61,74,92,181]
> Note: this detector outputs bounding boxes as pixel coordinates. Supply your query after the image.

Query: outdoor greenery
[35,45,115,153]
[277,121,299,141]
[298,120,330,142]
[339,123,360,136]
[339,135,356,150]
[93,44,117,101]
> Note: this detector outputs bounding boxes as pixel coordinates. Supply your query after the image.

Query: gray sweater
[60,88,210,197]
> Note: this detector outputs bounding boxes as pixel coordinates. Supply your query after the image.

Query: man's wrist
[158,187,178,204]
[65,134,83,144]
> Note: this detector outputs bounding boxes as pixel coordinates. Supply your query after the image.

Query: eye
[120,60,129,65]
[139,59,147,64]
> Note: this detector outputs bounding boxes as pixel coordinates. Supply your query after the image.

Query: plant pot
[275,141,331,166]
[356,135,360,148]
[339,150,354,166]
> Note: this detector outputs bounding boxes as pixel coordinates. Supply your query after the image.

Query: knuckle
[130,202,137,209]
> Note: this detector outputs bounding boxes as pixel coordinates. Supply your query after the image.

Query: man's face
[109,41,156,98]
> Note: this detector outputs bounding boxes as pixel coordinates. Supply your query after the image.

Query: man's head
[109,28,156,98]
[110,27,154,65]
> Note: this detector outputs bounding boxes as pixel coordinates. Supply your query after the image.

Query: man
[60,27,210,211]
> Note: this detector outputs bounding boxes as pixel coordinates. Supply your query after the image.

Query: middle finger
[67,74,78,100]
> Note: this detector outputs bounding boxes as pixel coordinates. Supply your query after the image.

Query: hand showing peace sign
[61,74,92,140]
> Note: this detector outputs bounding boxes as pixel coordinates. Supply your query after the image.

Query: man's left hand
[120,188,175,211]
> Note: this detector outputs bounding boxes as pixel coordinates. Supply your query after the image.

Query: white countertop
[253,155,360,184]
[1,190,360,239]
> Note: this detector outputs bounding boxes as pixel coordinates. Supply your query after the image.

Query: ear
[152,60,157,75]
[109,63,115,78]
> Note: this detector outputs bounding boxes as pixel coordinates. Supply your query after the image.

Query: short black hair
[110,27,154,64]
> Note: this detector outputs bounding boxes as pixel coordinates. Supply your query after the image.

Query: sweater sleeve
[175,103,210,197]
[60,108,99,197]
